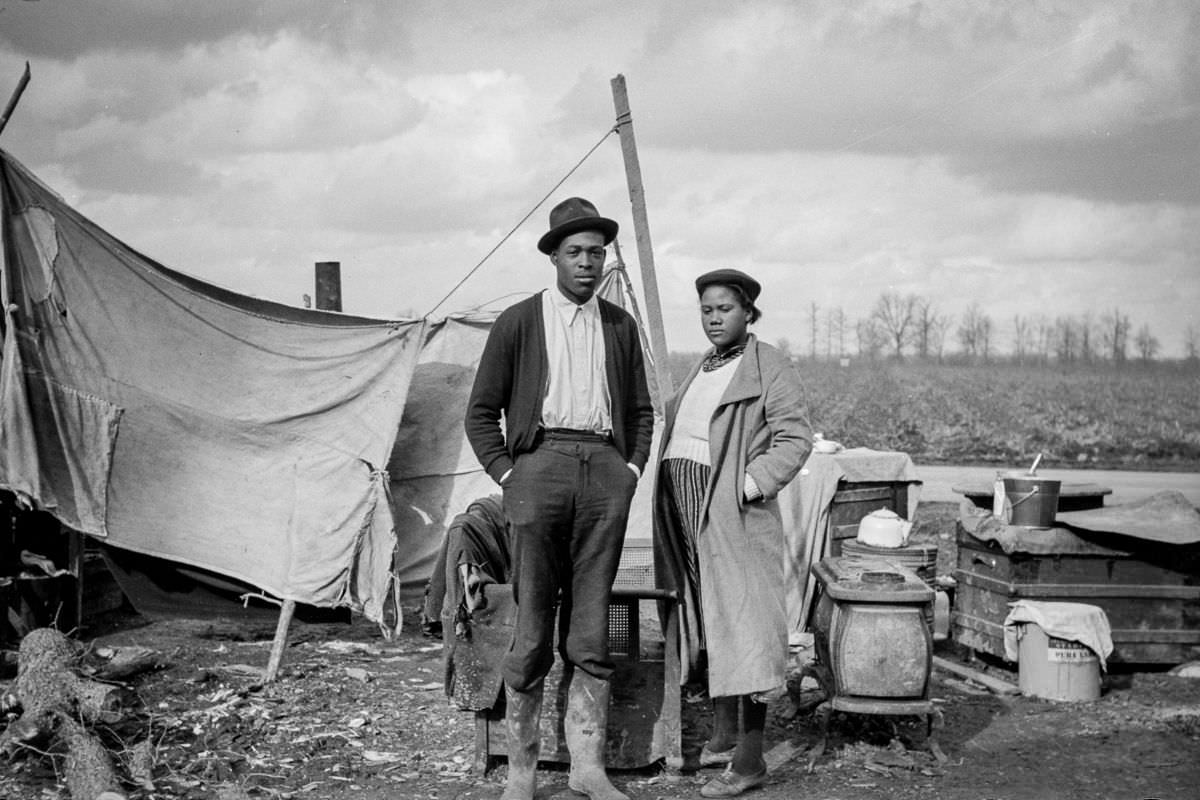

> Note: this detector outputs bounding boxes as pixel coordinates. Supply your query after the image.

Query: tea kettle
[855,508,913,548]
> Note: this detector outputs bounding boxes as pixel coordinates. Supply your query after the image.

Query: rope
[424,123,620,319]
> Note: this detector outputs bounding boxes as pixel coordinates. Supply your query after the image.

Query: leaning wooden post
[0,62,31,139]
[610,74,674,399]
[268,259,341,683]
[265,599,297,683]
[610,240,662,410]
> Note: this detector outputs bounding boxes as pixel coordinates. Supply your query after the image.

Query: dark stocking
[707,696,738,752]
[732,696,767,775]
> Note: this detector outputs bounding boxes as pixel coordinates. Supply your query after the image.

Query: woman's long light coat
[653,335,813,696]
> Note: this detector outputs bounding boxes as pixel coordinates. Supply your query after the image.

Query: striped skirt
[662,457,710,651]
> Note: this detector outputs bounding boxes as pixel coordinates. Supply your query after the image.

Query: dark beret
[694,268,762,302]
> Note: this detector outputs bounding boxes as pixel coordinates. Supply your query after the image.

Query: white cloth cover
[1003,600,1114,670]
[783,448,923,639]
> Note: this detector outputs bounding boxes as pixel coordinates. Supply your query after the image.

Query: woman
[653,268,812,797]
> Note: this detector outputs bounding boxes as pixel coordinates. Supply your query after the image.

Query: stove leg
[805,701,832,774]
[926,708,947,764]
[802,654,835,701]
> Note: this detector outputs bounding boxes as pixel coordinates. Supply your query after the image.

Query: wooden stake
[67,525,84,633]
[610,74,674,400]
[265,599,297,683]
[0,62,31,139]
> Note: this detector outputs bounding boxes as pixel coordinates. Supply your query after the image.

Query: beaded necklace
[701,343,747,372]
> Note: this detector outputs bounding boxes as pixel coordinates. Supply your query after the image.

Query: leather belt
[538,427,613,444]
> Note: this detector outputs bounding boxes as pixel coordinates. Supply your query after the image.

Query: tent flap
[0,147,424,619]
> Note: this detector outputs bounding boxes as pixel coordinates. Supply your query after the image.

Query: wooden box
[1,500,84,643]
[828,482,910,557]
[473,541,682,772]
[952,522,1200,665]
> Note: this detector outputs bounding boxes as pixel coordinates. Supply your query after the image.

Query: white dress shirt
[540,287,612,434]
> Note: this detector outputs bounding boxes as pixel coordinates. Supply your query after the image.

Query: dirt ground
[3,504,1199,800]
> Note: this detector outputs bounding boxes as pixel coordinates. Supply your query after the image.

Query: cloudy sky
[1,0,1196,356]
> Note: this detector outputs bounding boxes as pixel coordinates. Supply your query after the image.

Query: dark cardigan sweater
[465,292,655,484]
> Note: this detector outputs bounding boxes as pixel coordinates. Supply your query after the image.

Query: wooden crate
[828,482,910,557]
[472,541,681,772]
[1,501,84,642]
[81,550,127,619]
[473,588,680,772]
[952,522,1200,665]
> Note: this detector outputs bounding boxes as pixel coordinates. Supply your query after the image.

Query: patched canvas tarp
[388,315,501,599]
[0,148,425,622]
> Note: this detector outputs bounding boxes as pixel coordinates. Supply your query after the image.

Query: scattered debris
[19,550,71,578]
[345,667,371,682]
[1168,660,1200,679]
[90,645,171,682]
[3,597,1198,799]
[940,676,993,696]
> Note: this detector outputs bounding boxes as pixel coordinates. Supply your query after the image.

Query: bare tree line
[797,292,1200,366]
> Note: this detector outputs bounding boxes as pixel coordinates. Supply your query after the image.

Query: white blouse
[663,354,763,500]
[663,359,739,465]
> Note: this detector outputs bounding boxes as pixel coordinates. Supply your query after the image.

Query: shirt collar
[546,286,600,321]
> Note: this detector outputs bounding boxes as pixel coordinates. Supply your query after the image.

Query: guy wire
[424,123,620,319]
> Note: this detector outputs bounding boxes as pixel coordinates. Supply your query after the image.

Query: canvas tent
[387,314,500,601]
[0,147,660,628]
[0,148,429,624]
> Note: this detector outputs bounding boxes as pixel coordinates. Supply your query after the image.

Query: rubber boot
[501,681,543,800]
[565,670,630,800]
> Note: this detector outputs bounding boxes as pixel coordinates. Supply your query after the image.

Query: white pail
[1017,623,1100,702]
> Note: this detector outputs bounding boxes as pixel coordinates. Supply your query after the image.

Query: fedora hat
[695,268,762,302]
[537,197,619,254]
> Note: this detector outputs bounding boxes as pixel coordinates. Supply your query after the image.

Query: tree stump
[61,716,123,800]
[2,628,129,800]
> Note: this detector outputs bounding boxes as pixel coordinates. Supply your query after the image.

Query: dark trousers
[501,432,637,691]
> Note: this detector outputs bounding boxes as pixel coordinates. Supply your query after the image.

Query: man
[465,197,654,800]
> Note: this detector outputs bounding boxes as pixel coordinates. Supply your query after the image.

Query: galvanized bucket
[1003,476,1061,528]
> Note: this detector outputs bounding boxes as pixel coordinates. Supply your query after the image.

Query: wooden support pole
[658,600,683,768]
[0,62,31,139]
[610,74,674,400]
[67,525,84,634]
[265,599,297,683]
[314,261,342,312]
[610,240,663,409]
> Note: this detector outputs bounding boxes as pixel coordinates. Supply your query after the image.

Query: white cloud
[0,0,1195,355]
